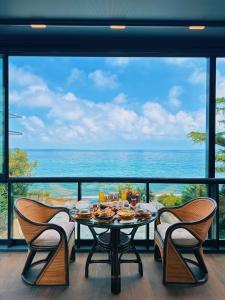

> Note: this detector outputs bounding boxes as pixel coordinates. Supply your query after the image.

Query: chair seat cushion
[32,221,75,247]
[157,223,198,247]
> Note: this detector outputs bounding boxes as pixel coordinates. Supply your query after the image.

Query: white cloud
[62,92,78,102]
[113,93,127,104]
[22,116,45,133]
[10,64,46,87]
[10,65,205,146]
[9,64,54,107]
[106,57,138,67]
[163,58,206,87]
[168,86,183,108]
[67,68,84,84]
[88,70,119,89]
[188,69,206,85]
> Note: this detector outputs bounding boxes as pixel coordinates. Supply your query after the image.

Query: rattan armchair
[154,197,217,284]
[14,197,75,286]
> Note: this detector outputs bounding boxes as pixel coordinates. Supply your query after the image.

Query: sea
[19,149,206,198]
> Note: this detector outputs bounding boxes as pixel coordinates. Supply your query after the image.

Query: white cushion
[33,221,75,247]
[157,223,198,247]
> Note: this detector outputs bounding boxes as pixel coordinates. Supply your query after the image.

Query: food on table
[135,209,151,219]
[94,207,114,219]
[76,209,92,219]
[117,208,135,220]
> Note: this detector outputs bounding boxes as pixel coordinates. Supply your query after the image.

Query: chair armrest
[164,220,203,244]
[156,207,182,225]
[47,206,72,221]
[28,220,68,245]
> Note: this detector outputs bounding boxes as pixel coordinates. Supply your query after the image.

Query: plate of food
[94,207,115,220]
[135,209,151,219]
[117,208,135,220]
[76,209,92,219]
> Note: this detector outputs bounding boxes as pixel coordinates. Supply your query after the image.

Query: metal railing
[1,176,224,250]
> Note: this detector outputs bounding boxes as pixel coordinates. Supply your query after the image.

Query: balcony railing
[0,176,224,250]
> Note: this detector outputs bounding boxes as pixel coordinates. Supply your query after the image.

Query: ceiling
[1,0,225,54]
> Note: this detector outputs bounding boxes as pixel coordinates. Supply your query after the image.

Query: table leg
[111,228,121,294]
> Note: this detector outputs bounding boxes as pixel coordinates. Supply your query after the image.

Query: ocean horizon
[11,148,207,197]
[18,148,205,178]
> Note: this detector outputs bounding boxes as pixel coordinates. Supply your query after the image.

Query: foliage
[10,148,38,197]
[188,97,225,236]
[115,183,146,201]
[0,184,7,231]
[157,193,181,207]
[219,191,225,238]
[0,149,38,216]
[27,190,50,198]
[9,148,38,177]
[181,184,207,202]
[188,97,225,172]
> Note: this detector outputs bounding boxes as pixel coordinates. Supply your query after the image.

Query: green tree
[0,149,38,234]
[157,193,181,207]
[188,98,225,236]
[9,148,38,196]
[188,97,225,172]
[181,184,207,202]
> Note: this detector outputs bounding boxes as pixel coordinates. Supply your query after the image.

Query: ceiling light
[110,25,126,30]
[188,26,205,30]
[30,24,47,29]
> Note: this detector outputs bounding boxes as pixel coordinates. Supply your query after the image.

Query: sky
[8,56,209,150]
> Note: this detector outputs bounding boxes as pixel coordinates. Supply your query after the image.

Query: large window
[0,55,221,246]
[9,57,207,178]
[0,57,4,173]
[0,57,7,239]
[216,58,225,178]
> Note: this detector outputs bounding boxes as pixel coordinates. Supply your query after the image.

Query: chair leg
[164,239,196,284]
[194,248,208,274]
[85,241,97,278]
[22,249,36,276]
[71,245,76,262]
[36,239,69,286]
[154,244,162,261]
[108,251,112,263]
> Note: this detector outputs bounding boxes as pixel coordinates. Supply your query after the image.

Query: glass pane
[219,184,225,239]
[0,58,3,173]
[81,182,146,239]
[13,182,78,239]
[9,57,206,178]
[149,183,208,239]
[216,59,225,177]
[0,183,7,239]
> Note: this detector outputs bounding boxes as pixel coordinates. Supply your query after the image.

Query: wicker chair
[14,197,75,286]
[154,197,217,284]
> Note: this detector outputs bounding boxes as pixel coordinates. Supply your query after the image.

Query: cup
[99,191,105,203]
[131,198,137,207]
[121,191,127,200]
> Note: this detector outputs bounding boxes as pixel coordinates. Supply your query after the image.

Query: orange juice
[121,191,127,200]
[99,191,105,202]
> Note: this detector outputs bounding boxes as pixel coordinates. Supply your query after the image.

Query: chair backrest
[15,198,54,223]
[174,198,216,222]
[14,198,60,243]
[173,197,217,242]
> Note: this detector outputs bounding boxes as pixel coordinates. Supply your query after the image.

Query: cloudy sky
[9,56,209,150]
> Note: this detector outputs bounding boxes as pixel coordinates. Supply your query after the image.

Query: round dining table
[71,212,157,294]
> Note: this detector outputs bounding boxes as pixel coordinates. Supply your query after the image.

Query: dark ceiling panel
[0,0,225,53]
[0,0,225,22]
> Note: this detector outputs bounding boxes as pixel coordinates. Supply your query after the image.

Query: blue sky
[9,56,208,149]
